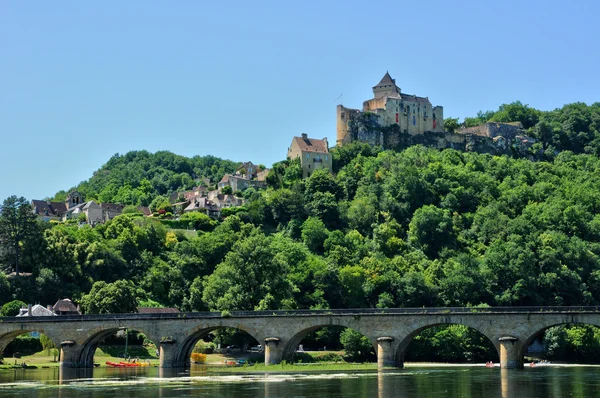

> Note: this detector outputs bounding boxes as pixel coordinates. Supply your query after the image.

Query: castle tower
[373,72,401,99]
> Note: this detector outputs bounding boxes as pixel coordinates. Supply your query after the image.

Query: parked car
[249,345,263,352]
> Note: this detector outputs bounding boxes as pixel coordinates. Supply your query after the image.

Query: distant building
[32,190,128,225]
[218,161,268,192]
[337,72,444,146]
[287,133,332,178]
[16,304,56,317]
[63,200,103,223]
[52,299,81,316]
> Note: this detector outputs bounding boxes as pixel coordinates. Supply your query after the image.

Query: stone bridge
[1,307,599,369]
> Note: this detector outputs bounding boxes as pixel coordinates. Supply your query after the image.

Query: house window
[306,153,310,160]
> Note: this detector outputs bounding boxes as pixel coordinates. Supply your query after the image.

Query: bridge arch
[519,318,600,364]
[176,324,262,368]
[281,320,376,363]
[394,318,500,367]
[0,328,62,360]
[77,326,160,367]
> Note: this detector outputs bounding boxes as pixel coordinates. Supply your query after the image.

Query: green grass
[1,345,160,370]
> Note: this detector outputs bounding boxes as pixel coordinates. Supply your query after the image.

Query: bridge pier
[264,337,283,365]
[498,336,523,369]
[60,341,83,368]
[159,339,180,368]
[376,337,399,368]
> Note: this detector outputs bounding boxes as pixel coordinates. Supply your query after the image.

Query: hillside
[3,142,600,362]
[50,150,240,205]
[445,101,600,156]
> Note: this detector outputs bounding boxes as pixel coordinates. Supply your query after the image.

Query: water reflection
[1,366,600,397]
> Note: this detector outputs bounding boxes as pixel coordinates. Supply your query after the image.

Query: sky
[1,0,599,201]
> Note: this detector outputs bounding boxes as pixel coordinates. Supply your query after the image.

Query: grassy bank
[0,345,160,370]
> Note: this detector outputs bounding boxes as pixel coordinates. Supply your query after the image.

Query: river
[1,365,600,397]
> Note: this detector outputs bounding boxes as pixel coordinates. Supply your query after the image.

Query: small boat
[106,361,127,367]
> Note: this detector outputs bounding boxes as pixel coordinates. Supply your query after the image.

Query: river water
[1,365,599,398]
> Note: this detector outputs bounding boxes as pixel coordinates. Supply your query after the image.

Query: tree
[0,299,26,316]
[339,328,374,362]
[407,205,454,258]
[79,280,139,314]
[301,217,329,254]
[0,196,39,275]
[202,232,294,311]
[221,185,233,195]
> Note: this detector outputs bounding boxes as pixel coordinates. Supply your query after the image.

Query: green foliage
[221,186,233,195]
[53,151,238,206]
[339,328,375,362]
[543,325,600,363]
[5,126,600,363]
[452,101,600,157]
[0,300,26,316]
[0,195,40,275]
[79,280,139,314]
[406,325,498,363]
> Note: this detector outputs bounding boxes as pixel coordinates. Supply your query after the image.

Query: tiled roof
[53,299,80,314]
[31,200,67,217]
[292,136,329,154]
[219,174,230,183]
[401,93,431,104]
[374,71,395,88]
[16,304,57,317]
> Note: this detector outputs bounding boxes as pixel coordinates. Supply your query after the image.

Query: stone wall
[343,114,536,158]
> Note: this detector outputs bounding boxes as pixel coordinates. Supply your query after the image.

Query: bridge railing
[1,306,599,323]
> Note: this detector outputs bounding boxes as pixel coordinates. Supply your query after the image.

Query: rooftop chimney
[28,304,32,316]
[301,133,308,140]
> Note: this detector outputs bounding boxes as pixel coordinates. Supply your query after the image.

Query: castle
[337,72,445,146]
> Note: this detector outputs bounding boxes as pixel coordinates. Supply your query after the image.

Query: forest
[1,100,600,362]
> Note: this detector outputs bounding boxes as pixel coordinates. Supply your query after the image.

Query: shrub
[191,353,207,363]
[193,341,216,354]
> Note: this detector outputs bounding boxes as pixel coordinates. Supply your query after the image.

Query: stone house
[184,197,221,219]
[63,200,103,223]
[32,190,83,221]
[31,200,67,221]
[287,133,332,178]
[218,161,268,192]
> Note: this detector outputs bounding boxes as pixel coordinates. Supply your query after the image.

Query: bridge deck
[2,306,600,323]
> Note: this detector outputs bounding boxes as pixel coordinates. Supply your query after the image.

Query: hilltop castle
[337,72,445,146]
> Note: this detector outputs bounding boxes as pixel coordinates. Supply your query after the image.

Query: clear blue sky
[1,0,598,201]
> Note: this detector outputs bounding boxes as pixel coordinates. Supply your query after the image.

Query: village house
[184,190,244,219]
[218,161,268,192]
[184,196,221,218]
[16,299,81,317]
[52,299,81,316]
[16,304,56,317]
[287,133,332,178]
[32,191,132,225]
